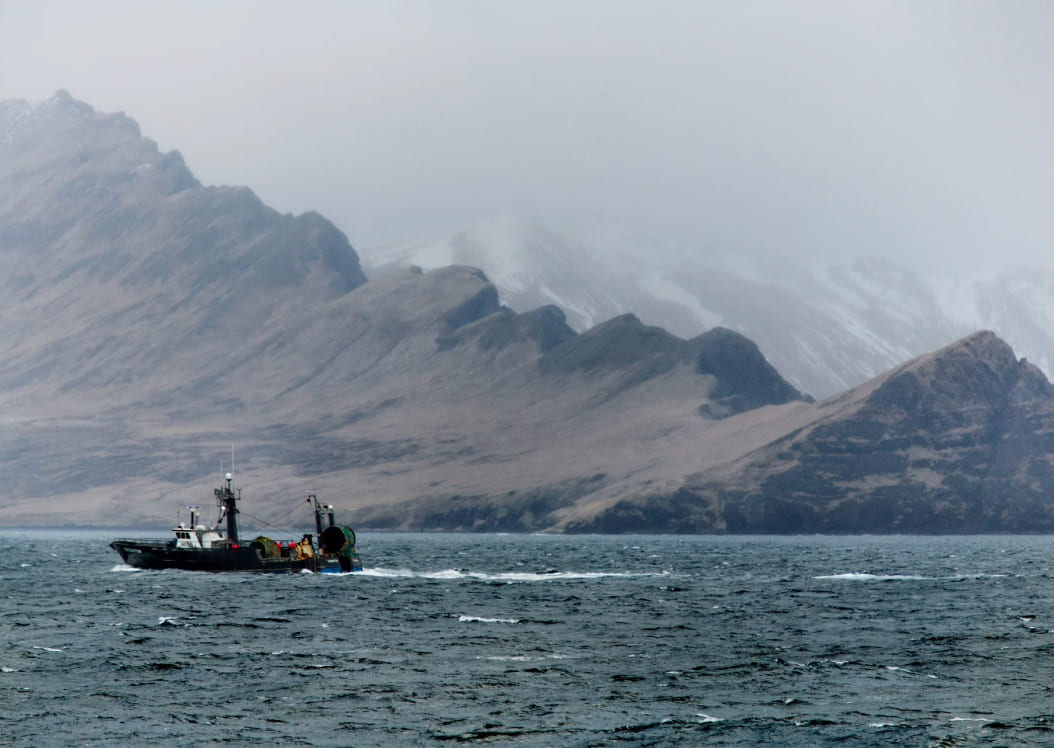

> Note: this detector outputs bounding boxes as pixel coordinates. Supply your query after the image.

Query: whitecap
[111,564,140,572]
[695,713,723,723]
[357,567,669,582]
[31,646,62,652]
[816,572,1009,582]
[950,717,987,722]
[815,573,929,581]
[157,616,177,625]
[458,615,519,624]
[882,665,937,679]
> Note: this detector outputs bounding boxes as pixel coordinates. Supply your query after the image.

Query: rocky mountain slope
[364,217,1054,400]
[571,331,1054,533]
[3,92,1053,534]
[0,92,812,529]
[356,328,1054,534]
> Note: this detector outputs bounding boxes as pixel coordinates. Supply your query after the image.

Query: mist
[2,0,1052,273]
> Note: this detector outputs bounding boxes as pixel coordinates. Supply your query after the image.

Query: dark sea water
[3,531,1054,746]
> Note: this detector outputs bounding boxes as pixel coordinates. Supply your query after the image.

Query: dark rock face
[571,331,1054,534]
[518,306,579,353]
[440,276,501,331]
[539,315,807,407]
[436,305,576,354]
[540,314,686,375]
[694,327,812,418]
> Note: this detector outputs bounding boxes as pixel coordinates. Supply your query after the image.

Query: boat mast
[311,494,335,537]
[215,472,239,544]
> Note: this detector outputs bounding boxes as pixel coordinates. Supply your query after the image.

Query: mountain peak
[866,330,1033,413]
[694,327,811,416]
[47,88,86,108]
[0,93,367,411]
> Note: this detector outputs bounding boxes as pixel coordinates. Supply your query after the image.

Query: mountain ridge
[2,92,1054,534]
[363,217,1054,401]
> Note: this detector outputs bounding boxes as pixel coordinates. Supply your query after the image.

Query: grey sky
[1,1,1052,271]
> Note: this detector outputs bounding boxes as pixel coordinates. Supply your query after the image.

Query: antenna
[231,445,235,485]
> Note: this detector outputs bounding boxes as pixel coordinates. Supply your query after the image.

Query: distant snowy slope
[365,214,636,332]
[360,215,1050,399]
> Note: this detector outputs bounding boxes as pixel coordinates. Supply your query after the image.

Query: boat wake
[108,563,666,582]
[355,568,670,582]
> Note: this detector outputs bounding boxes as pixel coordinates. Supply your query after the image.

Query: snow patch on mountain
[360,215,1054,399]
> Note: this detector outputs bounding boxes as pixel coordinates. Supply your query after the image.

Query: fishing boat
[110,473,362,573]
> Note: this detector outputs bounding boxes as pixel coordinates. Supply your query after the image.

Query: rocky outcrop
[539,316,808,409]
[568,332,1054,533]
[694,327,813,418]
[437,304,576,354]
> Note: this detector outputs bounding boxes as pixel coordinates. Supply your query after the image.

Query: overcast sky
[1,1,1052,272]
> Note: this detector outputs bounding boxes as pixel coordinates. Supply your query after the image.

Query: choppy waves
[3,532,1054,746]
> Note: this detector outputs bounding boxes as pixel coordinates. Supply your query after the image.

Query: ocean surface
[2,531,1054,746]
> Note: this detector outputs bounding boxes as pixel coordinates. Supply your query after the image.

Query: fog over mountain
[3,2,1053,276]
[363,217,1054,399]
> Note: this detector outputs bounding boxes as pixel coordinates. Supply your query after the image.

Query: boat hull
[109,538,353,573]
